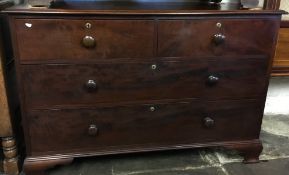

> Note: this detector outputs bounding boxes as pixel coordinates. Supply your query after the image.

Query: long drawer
[27,99,264,155]
[22,57,269,109]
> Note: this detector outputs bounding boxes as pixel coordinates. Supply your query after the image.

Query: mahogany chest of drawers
[3,2,282,174]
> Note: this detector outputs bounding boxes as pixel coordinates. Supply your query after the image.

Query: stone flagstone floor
[14,77,289,175]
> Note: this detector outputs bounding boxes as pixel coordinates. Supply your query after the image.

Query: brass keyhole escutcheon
[85,22,92,29]
[151,64,157,70]
[150,106,156,112]
[25,23,32,28]
[216,22,222,28]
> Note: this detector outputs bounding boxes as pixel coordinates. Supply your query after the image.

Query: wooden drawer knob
[82,35,96,48]
[210,0,222,4]
[207,75,219,85]
[213,34,226,45]
[203,117,215,128]
[85,80,97,92]
[88,124,98,136]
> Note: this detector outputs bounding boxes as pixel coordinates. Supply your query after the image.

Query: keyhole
[25,23,32,28]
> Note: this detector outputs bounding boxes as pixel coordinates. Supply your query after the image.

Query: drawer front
[14,19,154,61]
[22,56,269,109]
[22,60,206,109]
[205,56,269,100]
[27,100,264,155]
[158,19,279,57]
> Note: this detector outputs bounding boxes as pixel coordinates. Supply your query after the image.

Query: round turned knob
[207,75,219,85]
[82,36,96,48]
[88,124,98,136]
[209,0,222,4]
[213,34,226,45]
[85,80,97,92]
[203,117,215,128]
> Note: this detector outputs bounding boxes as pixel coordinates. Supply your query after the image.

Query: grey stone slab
[112,150,211,175]
[196,149,224,165]
[122,167,227,175]
[46,150,210,175]
[224,158,289,175]
[206,148,243,165]
[260,114,289,160]
[47,157,113,175]
[207,114,289,164]
[262,114,289,137]
[260,131,289,160]
[28,0,51,6]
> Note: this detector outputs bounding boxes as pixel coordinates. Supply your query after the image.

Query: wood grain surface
[21,56,269,110]
[27,99,264,156]
[3,3,282,173]
[158,19,278,58]
[272,28,289,76]
[14,19,155,61]
[0,25,12,137]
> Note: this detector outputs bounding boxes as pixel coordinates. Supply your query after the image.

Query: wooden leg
[0,158,3,173]
[24,156,74,175]
[2,137,19,175]
[241,142,263,164]
[224,140,263,164]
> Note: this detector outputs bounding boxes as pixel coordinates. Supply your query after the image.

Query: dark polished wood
[27,99,263,155]
[265,0,289,76]
[3,2,283,15]
[21,56,270,110]
[158,19,278,58]
[2,1,282,174]
[24,156,73,175]
[225,139,263,163]
[14,19,155,61]
[21,60,205,109]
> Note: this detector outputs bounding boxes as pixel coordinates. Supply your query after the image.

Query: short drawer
[22,59,206,109]
[27,99,264,155]
[158,19,279,57]
[14,19,154,61]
